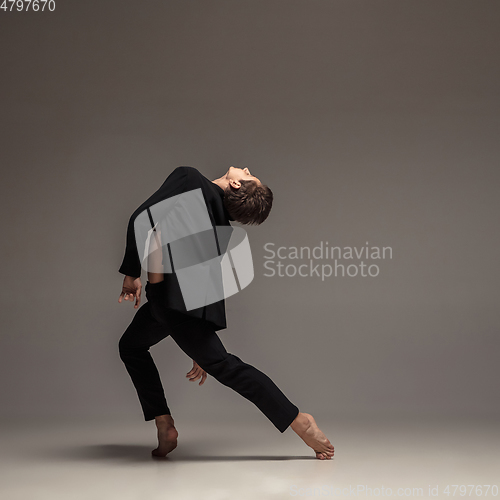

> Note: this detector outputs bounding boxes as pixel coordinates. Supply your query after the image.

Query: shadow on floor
[45,444,316,462]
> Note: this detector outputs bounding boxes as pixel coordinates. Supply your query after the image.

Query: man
[117,166,334,460]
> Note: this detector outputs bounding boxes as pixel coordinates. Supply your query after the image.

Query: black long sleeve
[118,212,143,278]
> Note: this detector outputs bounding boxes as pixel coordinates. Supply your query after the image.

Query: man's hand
[186,360,207,386]
[118,276,142,309]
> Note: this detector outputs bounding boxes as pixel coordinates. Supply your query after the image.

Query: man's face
[226,166,261,186]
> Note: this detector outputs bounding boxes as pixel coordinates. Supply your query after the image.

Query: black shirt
[118,166,234,331]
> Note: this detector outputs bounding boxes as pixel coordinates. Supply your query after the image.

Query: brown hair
[223,179,273,225]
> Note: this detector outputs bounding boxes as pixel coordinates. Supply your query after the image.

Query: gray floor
[0,416,498,500]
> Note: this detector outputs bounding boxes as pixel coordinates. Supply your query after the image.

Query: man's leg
[170,317,335,459]
[170,317,300,433]
[118,301,174,421]
[118,299,202,457]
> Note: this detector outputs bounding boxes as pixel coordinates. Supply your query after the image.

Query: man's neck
[212,176,228,190]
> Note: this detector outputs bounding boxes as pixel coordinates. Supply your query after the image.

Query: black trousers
[118,280,299,433]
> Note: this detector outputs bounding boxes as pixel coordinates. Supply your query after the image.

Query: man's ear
[228,179,241,190]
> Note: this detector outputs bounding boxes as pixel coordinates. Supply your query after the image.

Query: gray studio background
[1,0,498,425]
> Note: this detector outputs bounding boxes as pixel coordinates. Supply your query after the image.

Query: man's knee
[118,336,132,360]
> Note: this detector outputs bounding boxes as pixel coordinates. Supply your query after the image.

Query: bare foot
[151,414,178,458]
[290,412,334,460]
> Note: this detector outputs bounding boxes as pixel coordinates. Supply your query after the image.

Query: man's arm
[117,166,190,308]
[118,166,190,279]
